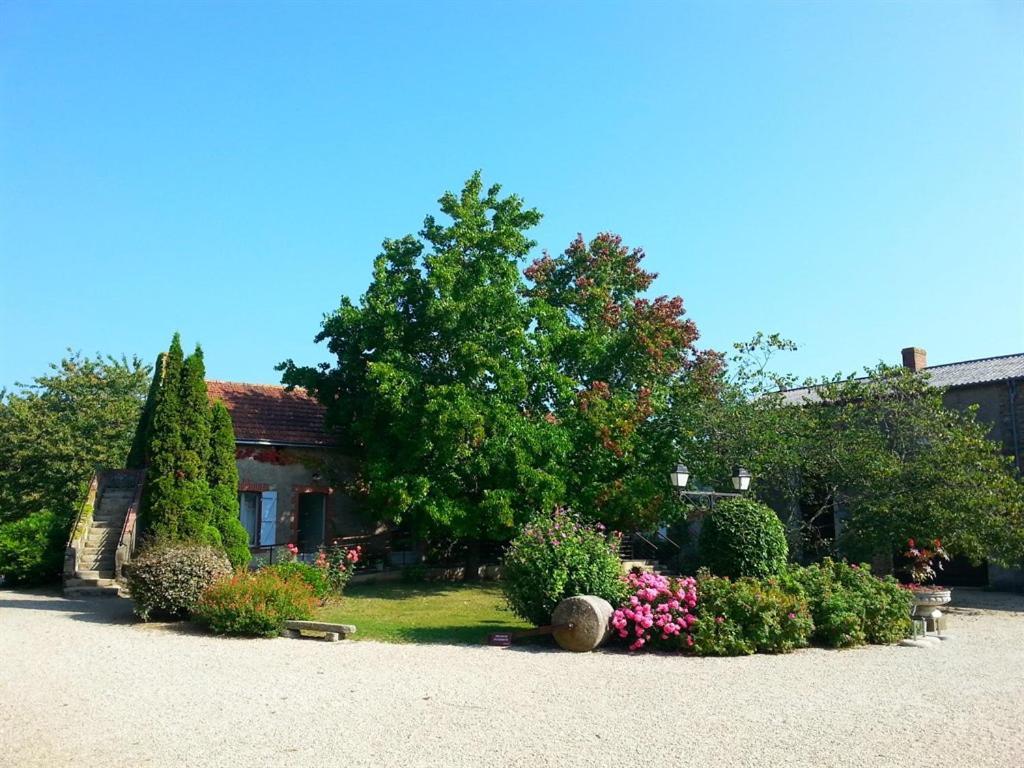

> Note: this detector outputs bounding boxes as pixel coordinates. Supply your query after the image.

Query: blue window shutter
[259,491,277,546]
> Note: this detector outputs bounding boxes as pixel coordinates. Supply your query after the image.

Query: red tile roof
[206,381,338,447]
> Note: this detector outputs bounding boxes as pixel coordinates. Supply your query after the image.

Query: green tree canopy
[688,335,1024,569]
[0,351,150,525]
[280,174,721,540]
[280,173,568,542]
[526,232,719,528]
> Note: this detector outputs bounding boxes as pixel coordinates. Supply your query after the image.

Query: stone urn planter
[910,587,952,632]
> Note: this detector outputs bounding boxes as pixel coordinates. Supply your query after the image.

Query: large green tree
[689,337,1024,569]
[0,351,150,583]
[525,232,719,529]
[280,173,568,547]
[0,351,150,524]
[281,175,725,545]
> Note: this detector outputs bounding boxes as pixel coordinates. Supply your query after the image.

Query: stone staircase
[64,472,143,597]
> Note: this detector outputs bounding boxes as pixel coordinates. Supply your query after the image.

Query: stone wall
[942,380,1022,471]
[234,445,370,548]
[941,380,1023,590]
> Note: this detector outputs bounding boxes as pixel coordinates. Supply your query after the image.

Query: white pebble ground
[1,588,1022,767]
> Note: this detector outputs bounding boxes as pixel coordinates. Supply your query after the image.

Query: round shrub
[612,571,698,652]
[692,570,813,656]
[125,541,232,621]
[194,570,316,637]
[502,508,628,626]
[262,562,332,602]
[785,559,911,647]
[698,497,788,579]
[0,510,65,586]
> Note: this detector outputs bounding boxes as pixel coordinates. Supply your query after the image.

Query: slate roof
[778,353,1024,405]
[206,380,338,447]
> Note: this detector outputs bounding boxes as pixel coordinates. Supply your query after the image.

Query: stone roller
[488,595,613,652]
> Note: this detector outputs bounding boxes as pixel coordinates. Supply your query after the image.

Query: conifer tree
[208,401,251,567]
[141,334,185,538]
[176,345,216,542]
[126,352,164,469]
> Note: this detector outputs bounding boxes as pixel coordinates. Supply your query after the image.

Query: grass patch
[316,581,531,644]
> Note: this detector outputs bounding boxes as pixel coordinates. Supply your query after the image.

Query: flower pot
[910,588,952,632]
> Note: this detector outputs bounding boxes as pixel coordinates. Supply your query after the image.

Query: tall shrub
[126,352,164,469]
[209,401,251,568]
[176,346,215,543]
[699,497,789,579]
[142,334,186,538]
[502,508,628,625]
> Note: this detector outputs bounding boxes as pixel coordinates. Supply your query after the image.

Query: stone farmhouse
[205,381,378,558]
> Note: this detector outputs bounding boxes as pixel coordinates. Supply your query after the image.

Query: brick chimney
[901,347,927,372]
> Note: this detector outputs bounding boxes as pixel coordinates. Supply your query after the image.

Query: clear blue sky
[2,1,1022,390]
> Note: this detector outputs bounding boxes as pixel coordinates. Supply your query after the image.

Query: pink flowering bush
[503,508,628,625]
[265,540,362,597]
[612,570,698,651]
[317,540,362,594]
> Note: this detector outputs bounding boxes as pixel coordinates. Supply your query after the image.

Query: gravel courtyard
[1,588,1022,768]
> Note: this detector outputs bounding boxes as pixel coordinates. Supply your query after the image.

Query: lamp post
[669,462,752,505]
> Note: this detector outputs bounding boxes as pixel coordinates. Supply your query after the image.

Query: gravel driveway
[1,587,1022,767]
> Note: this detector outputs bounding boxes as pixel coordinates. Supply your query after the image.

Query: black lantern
[731,466,752,492]
[669,463,690,489]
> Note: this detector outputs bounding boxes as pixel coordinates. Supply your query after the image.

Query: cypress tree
[126,352,165,469]
[209,401,251,568]
[141,334,185,538]
[177,345,216,543]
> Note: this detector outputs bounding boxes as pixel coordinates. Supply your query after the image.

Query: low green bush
[698,497,788,579]
[124,541,232,620]
[262,561,332,602]
[0,510,65,586]
[692,570,813,656]
[783,559,911,647]
[194,570,316,637]
[503,508,628,626]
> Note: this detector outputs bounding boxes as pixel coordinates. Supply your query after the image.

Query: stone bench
[281,620,357,642]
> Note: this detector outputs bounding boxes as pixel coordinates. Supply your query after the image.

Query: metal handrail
[115,469,146,579]
[64,474,100,580]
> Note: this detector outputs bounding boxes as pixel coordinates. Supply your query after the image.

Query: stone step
[85,532,119,542]
[89,521,123,529]
[66,576,118,588]
[65,585,123,598]
[85,537,119,548]
[76,569,115,580]
[83,549,115,558]
[82,555,116,566]
[87,526,121,536]
[82,559,116,570]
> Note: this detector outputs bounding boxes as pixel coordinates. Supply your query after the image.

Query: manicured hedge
[698,497,789,579]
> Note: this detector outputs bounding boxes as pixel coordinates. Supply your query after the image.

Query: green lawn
[316,581,532,644]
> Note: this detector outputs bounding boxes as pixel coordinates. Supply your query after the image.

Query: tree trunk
[463,538,482,581]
